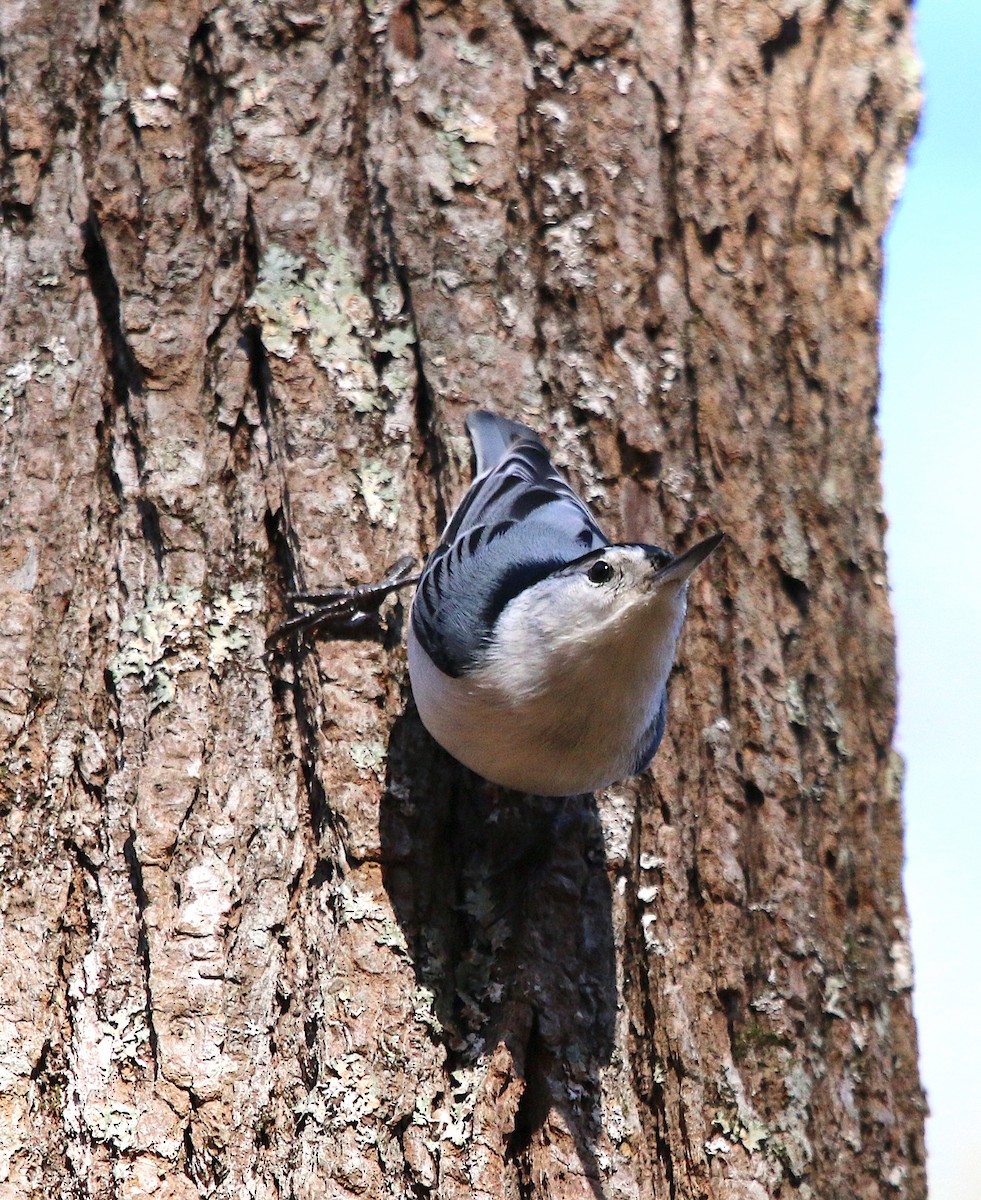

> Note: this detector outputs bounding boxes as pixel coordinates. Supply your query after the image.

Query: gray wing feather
[413,412,608,677]
[631,691,668,775]
[466,410,541,476]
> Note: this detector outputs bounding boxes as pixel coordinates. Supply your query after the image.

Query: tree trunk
[0,1,925,1197]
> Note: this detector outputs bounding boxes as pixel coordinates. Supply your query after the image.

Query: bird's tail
[465,410,543,476]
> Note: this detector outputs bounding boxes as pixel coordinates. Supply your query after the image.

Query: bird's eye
[587,560,614,585]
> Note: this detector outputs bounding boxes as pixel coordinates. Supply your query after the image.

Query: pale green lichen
[785,678,808,726]
[84,1102,139,1151]
[294,1053,381,1128]
[430,1063,494,1147]
[106,1005,151,1066]
[545,212,595,287]
[335,879,407,953]
[356,460,400,527]
[771,1080,818,1179]
[435,129,478,186]
[364,0,392,35]
[131,83,180,130]
[349,740,386,778]
[373,282,403,322]
[454,35,494,68]
[110,583,255,710]
[604,1100,628,1144]
[0,338,74,420]
[437,105,497,146]
[413,985,443,1035]
[659,347,683,393]
[374,918,409,955]
[248,244,309,361]
[890,920,914,991]
[465,333,502,367]
[770,1125,814,1180]
[248,239,416,413]
[335,882,387,925]
[207,584,254,670]
[432,105,496,187]
[110,585,203,709]
[710,1110,770,1154]
[373,324,416,391]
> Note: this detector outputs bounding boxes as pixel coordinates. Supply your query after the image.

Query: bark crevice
[122,831,161,1075]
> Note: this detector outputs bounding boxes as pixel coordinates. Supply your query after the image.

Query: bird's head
[484,533,723,694]
[529,532,722,632]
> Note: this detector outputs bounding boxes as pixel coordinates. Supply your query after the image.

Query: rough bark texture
[0,1,925,1197]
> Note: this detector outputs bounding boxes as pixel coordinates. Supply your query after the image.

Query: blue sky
[879,1,981,1194]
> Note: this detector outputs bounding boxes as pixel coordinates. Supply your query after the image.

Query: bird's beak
[652,532,725,585]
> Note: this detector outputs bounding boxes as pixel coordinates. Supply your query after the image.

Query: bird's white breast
[407,590,686,795]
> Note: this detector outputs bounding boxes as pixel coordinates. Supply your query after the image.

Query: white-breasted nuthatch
[407,412,722,795]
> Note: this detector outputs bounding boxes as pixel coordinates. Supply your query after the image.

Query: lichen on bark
[0,0,924,1197]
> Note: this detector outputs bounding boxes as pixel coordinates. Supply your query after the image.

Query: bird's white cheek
[479,594,593,701]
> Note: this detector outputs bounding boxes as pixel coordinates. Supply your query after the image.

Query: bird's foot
[267,555,419,645]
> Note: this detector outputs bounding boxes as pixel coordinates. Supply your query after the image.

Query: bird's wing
[465,410,539,476]
[441,412,605,550]
[630,691,668,776]
[412,412,608,677]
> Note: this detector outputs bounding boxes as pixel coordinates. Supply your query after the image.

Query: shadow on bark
[381,709,617,1196]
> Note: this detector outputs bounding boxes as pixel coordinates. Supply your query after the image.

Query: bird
[406,411,722,795]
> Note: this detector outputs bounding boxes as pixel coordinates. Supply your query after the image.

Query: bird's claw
[267,555,419,646]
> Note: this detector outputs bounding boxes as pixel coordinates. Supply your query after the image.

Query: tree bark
[0,1,925,1197]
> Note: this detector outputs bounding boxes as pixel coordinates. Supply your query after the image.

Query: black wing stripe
[438,446,532,547]
[414,612,456,677]
[509,485,560,521]
[486,519,515,544]
[440,481,485,546]
[465,526,484,558]
[421,575,438,614]
[475,469,524,515]
[481,557,566,629]
[512,442,551,470]
[414,423,614,678]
